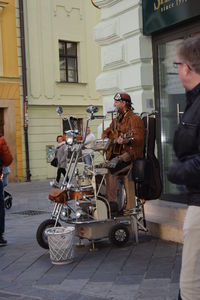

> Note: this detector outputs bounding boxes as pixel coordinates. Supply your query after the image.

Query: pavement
[0,180,182,300]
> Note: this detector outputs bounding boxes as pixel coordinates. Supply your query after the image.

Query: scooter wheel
[109,223,129,247]
[5,197,12,209]
[36,219,61,249]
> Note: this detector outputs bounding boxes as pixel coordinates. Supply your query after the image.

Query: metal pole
[19,0,31,181]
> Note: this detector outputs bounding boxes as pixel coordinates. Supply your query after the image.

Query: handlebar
[90,115,105,120]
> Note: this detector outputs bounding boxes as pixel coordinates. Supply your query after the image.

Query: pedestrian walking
[54,135,68,186]
[0,134,13,246]
[168,36,200,300]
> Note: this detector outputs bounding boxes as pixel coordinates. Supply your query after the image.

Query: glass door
[153,21,200,202]
[158,40,186,199]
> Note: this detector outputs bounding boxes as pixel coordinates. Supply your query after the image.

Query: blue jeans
[0,180,5,235]
[83,154,94,177]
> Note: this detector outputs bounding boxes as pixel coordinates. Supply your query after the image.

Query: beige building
[0,0,23,182]
[16,0,102,180]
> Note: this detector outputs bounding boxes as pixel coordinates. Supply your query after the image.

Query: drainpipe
[19,0,31,181]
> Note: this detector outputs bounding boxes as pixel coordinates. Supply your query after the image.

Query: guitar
[106,131,134,160]
[132,116,162,200]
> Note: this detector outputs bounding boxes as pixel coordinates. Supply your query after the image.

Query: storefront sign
[142,0,200,35]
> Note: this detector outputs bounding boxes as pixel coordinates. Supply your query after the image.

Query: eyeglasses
[173,62,183,68]
[173,61,192,70]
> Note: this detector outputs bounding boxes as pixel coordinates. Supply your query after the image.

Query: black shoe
[0,236,7,246]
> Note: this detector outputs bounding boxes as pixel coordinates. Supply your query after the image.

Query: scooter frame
[36,106,148,250]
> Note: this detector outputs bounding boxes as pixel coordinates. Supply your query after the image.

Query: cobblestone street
[0,181,182,300]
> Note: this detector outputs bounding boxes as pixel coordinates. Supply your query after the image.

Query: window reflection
[158,40,185,196]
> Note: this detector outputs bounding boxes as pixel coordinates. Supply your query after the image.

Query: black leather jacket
[167,83,200,206]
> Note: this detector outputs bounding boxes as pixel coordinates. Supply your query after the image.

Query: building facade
[16,0,102,180]
[0,0,23,181]
[92,0,200,204]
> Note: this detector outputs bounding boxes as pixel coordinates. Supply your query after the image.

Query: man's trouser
[180,205,200,300]
[83,154,94,177]
[178,290,182,300]
[56,168,66,183]
[106,171,136,211]
[121,173,136,209]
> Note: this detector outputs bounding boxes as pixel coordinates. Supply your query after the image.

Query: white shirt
[82,132,95,156]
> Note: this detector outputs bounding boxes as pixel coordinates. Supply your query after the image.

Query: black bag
[50,157,58,167]
[132,115,162,200]
[133,156,162,200]
[132,158,152,183]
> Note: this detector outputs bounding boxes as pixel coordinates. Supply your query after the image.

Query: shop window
[59,41,78,83]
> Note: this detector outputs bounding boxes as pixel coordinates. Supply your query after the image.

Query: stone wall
[93,0,154,122]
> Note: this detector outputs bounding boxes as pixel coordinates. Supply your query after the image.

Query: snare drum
[69,185,93,200]
[92,138,110,151]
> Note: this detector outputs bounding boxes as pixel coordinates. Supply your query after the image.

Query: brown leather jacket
[103,110,145,161]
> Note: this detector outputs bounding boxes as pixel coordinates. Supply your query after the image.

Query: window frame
[62,117,83,134]
[59,40,78,83]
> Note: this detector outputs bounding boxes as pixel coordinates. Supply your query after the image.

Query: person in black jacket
[167,36,200,300]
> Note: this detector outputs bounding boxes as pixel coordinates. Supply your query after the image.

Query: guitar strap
[117,110,128,125]
[145,114,149,158]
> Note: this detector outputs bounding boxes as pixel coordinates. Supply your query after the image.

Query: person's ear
[122,102,126,108]
[184,63,191,75]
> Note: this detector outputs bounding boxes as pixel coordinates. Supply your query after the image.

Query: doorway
[0,108,4,134]
[152,21,200,202]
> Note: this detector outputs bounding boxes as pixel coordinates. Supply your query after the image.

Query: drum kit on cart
[36,105,150,252]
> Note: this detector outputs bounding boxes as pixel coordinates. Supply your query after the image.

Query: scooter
[36,105,147,250]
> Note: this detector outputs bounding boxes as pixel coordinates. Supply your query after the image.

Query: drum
[93,197,110,220]
[92,138,110,151]
[69,185,93,200]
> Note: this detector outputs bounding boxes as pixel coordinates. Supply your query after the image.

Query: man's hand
[119,152,131,162]
[104,156,120,169]
[101,132,108,139]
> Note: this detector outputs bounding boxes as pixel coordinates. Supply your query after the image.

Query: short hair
[178,37,200,74]
[56,135,63,142]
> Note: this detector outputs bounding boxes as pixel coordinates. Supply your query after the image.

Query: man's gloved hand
[119,152,131,162]
[105,156,120,169]
[101,132,107,139]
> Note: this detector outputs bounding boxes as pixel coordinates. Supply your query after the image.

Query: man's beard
[107,107,119,113]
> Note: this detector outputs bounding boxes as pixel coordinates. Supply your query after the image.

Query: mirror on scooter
[56,106,63,116]
[86,105,98,114]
